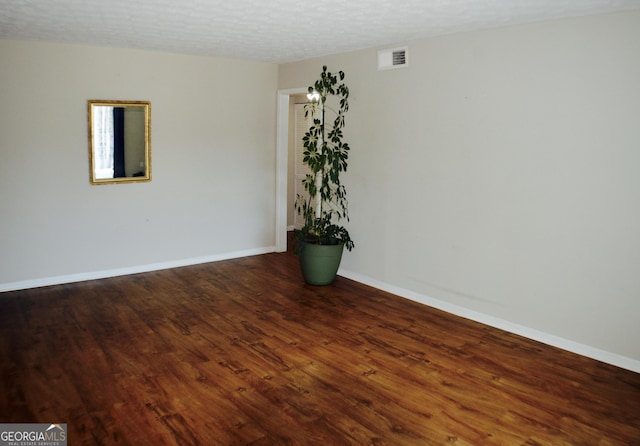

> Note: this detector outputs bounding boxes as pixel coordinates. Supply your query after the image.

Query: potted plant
[295,66,354,285]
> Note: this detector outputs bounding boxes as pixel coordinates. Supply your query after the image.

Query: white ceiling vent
[378,47,408,70]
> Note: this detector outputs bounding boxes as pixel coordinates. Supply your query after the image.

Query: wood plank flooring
[1,244,639,445]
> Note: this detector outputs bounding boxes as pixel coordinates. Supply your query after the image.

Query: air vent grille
[392,50,406,65]
[378,47,408,70]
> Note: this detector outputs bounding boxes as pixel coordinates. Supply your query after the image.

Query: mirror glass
[88,100,151,184]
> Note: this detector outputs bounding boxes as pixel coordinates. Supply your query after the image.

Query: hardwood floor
[1,244,639,445]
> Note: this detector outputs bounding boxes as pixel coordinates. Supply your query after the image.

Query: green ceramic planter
[299,241,344,285]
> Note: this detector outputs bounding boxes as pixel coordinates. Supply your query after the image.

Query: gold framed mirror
[88,100,151,185]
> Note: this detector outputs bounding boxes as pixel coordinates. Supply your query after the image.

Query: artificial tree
[295,65,354,251]
[294,66,353,285]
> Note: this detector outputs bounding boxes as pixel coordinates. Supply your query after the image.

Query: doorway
[275,88,308,252]
[292,101,313,230]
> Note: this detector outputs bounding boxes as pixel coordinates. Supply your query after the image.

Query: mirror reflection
[88,100,151,184]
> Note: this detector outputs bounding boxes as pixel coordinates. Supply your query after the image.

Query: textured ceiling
[1,0,639,63]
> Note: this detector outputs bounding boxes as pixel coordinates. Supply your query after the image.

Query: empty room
[1,1,639,444]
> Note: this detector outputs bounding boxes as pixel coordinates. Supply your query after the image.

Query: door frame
[275,88,307,252]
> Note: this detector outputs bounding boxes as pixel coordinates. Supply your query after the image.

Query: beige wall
[279,11,640,362]
[0,40,278,286]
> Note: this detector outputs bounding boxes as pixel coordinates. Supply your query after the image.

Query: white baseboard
[338,268,640,374]
[0,246,276,293]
